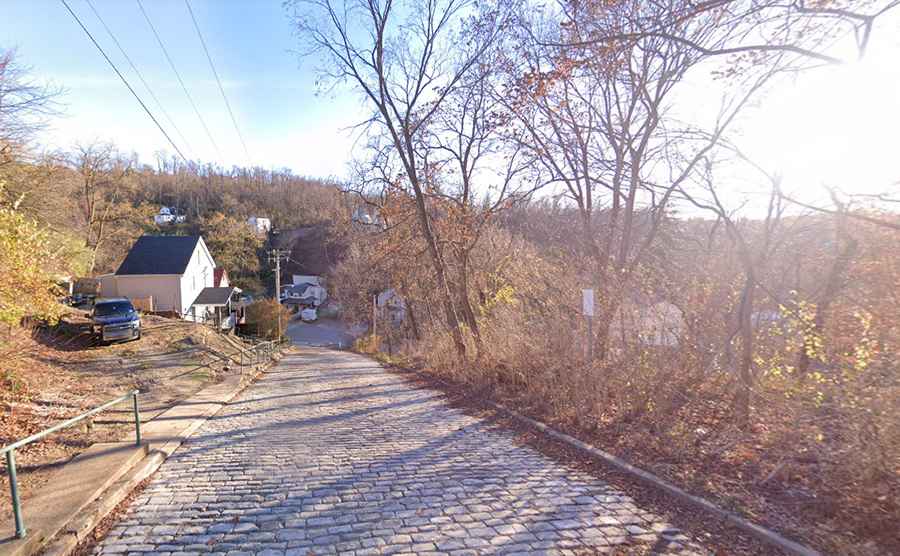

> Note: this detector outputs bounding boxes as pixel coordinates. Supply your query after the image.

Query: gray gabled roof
[284,283,313,297]
[116,236,201,275]
[192,287,235,307]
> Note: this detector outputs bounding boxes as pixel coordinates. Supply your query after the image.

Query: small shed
[191,286,238,329]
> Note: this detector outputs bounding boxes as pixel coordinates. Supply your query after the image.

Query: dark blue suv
[91,298,142,343]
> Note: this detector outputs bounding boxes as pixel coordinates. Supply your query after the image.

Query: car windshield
[94,301,134,317]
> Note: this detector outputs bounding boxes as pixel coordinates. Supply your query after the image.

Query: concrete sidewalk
[0,361,271,556]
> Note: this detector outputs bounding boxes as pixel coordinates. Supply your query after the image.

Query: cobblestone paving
[95,349,708,555]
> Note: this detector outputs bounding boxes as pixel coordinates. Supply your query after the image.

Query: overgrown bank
[347,208,899,556]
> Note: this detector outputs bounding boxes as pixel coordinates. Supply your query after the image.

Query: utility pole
[268,249,287,340]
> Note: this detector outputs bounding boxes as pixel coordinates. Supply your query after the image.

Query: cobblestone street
[94,349,707,555]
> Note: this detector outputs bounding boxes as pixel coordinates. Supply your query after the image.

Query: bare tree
[421,55,533,355]
[548,0,900,66]
[0,48,62,163]
[679,157,793,426]
[68,142,133,273]
[792,192,859,377]
[504,2,772,358]
[288,0,512,359]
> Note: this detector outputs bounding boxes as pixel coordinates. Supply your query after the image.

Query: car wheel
[134,329,141,341]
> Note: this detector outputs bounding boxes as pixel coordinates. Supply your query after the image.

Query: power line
[135,0,223,163]
[83,0,195,159]
[184,0,252,166]
[59,0,188,162]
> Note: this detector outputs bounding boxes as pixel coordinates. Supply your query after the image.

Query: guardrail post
[6,450,25,538]
[132,392,142,446]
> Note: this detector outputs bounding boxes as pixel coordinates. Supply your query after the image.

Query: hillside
[1,315,252,509]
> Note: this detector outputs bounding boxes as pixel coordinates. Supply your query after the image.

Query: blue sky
[3,1,899,202]
[2,0,364,177]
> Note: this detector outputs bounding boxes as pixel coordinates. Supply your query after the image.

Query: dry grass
[0,315,249,512]
[397,313,899,556]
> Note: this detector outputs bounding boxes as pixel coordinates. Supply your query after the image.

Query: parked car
[300,307,318,322]
[91,298,141,343]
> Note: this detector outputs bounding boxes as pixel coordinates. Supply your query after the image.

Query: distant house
[213,268,230,288]
[377,288,407,324]
[103,235,217,318]
[247,216,271,235]
[282,283,314,308]
[752,310,783,329]
[292,274,320,286]
[153,206,186,225]
[611,300,685,347]
[351,207,384,230]
[282,282,327,308]
[351,207,374,225]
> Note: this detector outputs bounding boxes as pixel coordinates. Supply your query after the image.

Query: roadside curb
[383,361,821,556]
[489,402,821,556]
[2,353,280,556]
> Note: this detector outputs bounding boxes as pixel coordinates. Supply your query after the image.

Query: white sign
[582,288,594,317]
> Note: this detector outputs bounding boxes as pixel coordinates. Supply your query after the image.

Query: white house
[351,207,374,225]
[103,235,217,318]
[213,268,230,288]
[282,282,328,307]
[377,288,407,324]
[247,216,272,235]
[351,207,385,230]
[612,300,686,347]
[153,206,186,225]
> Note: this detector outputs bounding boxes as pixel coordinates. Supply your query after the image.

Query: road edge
[376,357,822,556]
[488,402,821,556]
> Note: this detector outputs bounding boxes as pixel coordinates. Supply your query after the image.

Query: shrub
[242,299,291,340]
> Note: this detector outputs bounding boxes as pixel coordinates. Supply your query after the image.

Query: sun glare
[740,36,900,203]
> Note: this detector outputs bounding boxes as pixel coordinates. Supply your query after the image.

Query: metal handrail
[237,337,287,373]
[1,390,142,539]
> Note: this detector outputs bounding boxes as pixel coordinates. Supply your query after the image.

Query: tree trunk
[408,181,467,360]
[594,294,622,361]
[406,299,421,341]
[734,273,755,428]
[457,253,484,357]
[797,219,858,376]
